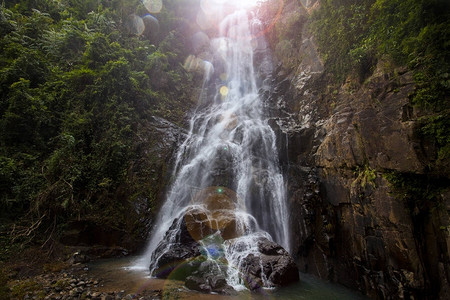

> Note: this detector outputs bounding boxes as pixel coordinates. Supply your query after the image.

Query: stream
[90,257,368,299]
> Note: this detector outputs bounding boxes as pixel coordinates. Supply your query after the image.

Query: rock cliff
[260,0,450,298]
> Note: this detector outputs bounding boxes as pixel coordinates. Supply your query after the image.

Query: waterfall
[134,7,291,288]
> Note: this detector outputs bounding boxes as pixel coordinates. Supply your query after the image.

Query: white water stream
[134,8,290,289]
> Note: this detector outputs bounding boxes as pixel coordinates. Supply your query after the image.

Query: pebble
[8,267,164,300]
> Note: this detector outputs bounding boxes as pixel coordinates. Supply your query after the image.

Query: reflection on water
[89,257,367,299]
[264,273,368,300]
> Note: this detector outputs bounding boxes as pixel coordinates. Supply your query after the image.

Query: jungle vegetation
[0,0,200,257]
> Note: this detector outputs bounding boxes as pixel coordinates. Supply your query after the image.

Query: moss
[9,279,44,300]
[52,278,69,290]
[352,165,377,189]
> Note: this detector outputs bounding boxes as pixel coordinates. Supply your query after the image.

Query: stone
[185,275,212,293]
[150,203,247,278]
[68,252,90,264]
[150,215,202,279]
[184,260,235,295]
[238,237,299,289]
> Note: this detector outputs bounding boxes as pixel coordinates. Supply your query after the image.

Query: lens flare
[142,14,159,40]
[219,85,229,97]
[128,14,145,35]
[143,0,162,14]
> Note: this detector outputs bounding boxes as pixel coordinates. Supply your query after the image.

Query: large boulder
[149,207,237,279]
[151,242,202,279]
[238,237,300,290]
[150,207,299,293]
[150,213,238,293]
[150,215,202,279]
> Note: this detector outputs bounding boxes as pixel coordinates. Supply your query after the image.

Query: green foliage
[371,0,449,111]
[418,114,450,168]
[0,0,197,244]
[312,0,450,102]
[383,171,449,214]
[311,0,376,81]
[352,165,376,189]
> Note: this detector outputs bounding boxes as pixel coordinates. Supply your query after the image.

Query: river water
[90,256,368,299]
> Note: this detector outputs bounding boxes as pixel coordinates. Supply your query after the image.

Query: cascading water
[135,6,293,290]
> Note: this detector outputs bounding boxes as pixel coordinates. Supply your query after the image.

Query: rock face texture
[260,0,450,299]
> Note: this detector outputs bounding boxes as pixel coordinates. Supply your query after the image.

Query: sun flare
[201,0,263,13]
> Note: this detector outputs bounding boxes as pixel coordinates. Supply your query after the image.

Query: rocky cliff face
[260,0,450,299]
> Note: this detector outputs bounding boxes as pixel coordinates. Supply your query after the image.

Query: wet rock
[187,188,248,240]
[150,216,202,279]
[239,237,299,290]
[150,212,239,294]
[185,260,236,295]
[183,207,217,241]
[68,252,90,264]
[150,202,247,278]
[185,275,212,293]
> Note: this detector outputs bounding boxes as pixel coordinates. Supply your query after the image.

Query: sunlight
[195,0,283,39]
[228,0,263,8]
[200,0,263,14]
